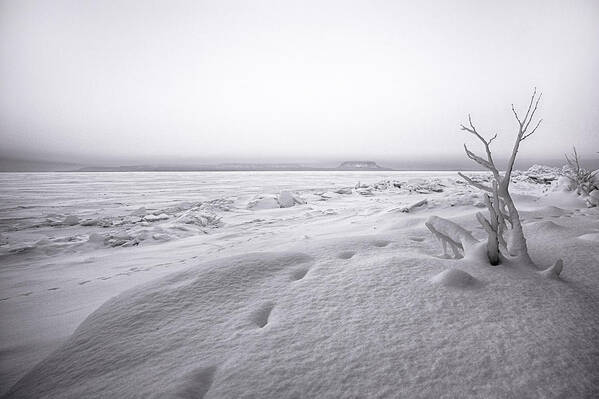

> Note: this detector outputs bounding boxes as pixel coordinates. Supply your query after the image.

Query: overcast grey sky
[1,0,598,165]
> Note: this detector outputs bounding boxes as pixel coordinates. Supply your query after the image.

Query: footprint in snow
[290,267,310,281]
[372,240,391,247]
[251,302,275,328]
[78,280,91,285]
[408,236,425,242]
[175,365,217,399]
[47,287,59,291]
[337,251,356,259]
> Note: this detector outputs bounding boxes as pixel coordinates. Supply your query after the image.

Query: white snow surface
[1,171,598,398]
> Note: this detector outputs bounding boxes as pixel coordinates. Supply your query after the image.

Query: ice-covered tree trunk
[501,192,531,264]
[427,88,564,277]
[476,181,501,265]
[425,216,478,259]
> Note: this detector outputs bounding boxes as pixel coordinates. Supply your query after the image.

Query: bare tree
[457,88,543,264]
[426,88,563,277]
[564,146,598,195]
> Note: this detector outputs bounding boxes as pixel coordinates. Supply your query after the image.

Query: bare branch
[461,115,490,146]
[464,145,495,170]
[511,104,522,126]
[505,88,543,183]
[523,91,543,133]
[521,87,537,126]
[476,212,493,234]
[460,115,502,181]
[468,114,477,132]
[458,172,492,193]
[521,119,542,140]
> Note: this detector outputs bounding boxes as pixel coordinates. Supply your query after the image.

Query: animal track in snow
[291,267,310,281]
[372,240,391,247]
[337,251,356,259]
[252,302,275,328]
[175,365,217,399]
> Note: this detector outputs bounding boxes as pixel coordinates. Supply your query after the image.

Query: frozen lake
[1,170,464,391]
[0,171,462,256]
[2,171,597,398]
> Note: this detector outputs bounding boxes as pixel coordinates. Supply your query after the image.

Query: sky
[0,0,598,166]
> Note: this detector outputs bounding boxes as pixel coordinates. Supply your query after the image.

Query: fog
[1,0,598,166]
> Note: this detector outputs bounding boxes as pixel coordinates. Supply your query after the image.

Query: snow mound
[5,236,598,398]
[5,251,314,398]
[430,268,479,288]
[528,220,568,233]
[578,232,599,242]
[538,205,569,216]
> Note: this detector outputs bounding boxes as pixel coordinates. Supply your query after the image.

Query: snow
[1,171,598,398]
[277,191,306,208]
[578,232,599,242]
[430,268,480,288]
[247,195,280,210]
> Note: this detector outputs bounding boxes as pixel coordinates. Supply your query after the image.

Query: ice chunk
[144,213,170,222]
[277,191,306,208]
[130,207,147,216]
[176,209,221,227]
[62,215,80,226]
[247,196,280,210]
[334,187,353,195]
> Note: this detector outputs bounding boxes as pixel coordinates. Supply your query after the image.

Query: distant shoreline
[2,159,595,173]
[0,170,492,175]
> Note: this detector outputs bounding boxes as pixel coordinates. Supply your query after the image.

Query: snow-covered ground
[1,171,598,397]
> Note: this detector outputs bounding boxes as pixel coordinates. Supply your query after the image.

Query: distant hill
[75,162,393,172]
[77,163,325,172]
[0,156,398,172]
[337,161,388,170]
[0,157,81,172]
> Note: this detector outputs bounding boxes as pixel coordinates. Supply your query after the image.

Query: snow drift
[6,227,599,398]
